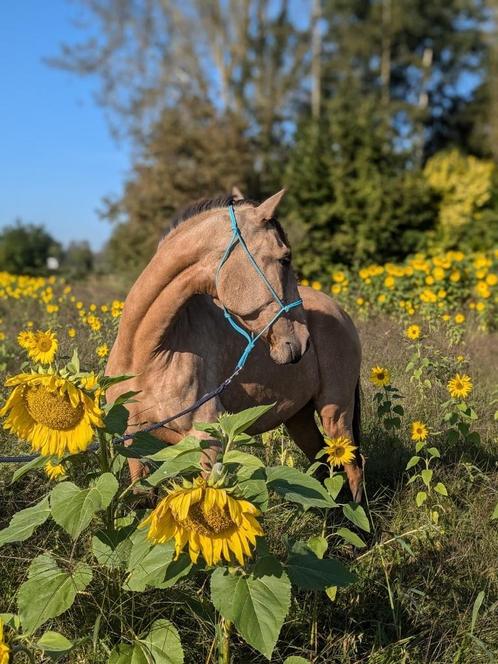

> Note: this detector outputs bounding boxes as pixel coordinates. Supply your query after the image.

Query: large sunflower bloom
[0,371,104,456]
[323,435,357,467]
[447,373,473,399]
[141,478,263,566]
[17,329,35,350]
[0,618,10,664]
[27,330,58,364]
[370,365,391,387]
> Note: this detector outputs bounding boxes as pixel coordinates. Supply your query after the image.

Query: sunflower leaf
[266,466,334,510]
[218,404,275,439]
[18,554,92,634]
[50,473,119,539]
[286,541,356,590]
[10,454,48,484]
[0,495,51,546]
[211,560,291,660]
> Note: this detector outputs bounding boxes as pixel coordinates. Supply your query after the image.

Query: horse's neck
[112,221,216,368]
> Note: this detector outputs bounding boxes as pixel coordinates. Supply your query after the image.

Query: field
[0,251,497,663]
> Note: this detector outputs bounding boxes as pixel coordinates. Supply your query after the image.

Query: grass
[0,307,497,663]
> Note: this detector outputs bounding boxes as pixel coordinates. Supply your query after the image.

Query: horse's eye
[279,255,291,266]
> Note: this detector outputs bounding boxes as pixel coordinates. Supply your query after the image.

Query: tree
[62,241,94,279]
[0,221,62,275]
[283,90,438,276]
[102,99,256,278]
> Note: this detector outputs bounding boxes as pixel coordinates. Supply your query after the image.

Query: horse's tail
[353,379,362,467]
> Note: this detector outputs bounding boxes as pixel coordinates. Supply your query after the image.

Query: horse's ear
[231,186,244,201]
[254,189,286,221]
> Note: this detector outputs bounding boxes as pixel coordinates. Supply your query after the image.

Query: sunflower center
[184,503,235,536]
[377,372,385,380]
[37,337,53,351]
[24,385,84,430]
[334,446,345,457]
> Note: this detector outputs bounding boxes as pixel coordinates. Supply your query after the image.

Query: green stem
[217,617,231,664]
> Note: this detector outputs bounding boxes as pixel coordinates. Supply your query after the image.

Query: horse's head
[215,190,310,365]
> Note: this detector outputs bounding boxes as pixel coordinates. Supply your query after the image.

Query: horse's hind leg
[317,387,363,502]
[284,400,325,465]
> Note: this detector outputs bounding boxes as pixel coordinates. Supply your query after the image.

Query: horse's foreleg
[318,401,363,503]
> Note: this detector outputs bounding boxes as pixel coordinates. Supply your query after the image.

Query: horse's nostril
[304,337,311,353]
[286,342,301,364]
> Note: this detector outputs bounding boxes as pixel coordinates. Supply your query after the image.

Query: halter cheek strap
[216,204,303,369]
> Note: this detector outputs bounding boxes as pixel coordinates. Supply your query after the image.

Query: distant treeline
[22,1,498,278]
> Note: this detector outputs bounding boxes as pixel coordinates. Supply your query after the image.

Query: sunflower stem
[216,616,231,664]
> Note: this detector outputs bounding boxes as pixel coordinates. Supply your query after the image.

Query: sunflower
[370,366,391,387]
[323,435,357,467]
[447,373,473,399]
[405,324,421,341]
[141,477,263,566]
[96,344,109,358]
[0,618,9,664]
[0,371,104,456]
[17,329,35,349]
[44,460,66,481]
[26,330,58,364]
[454,313,465,325]
[411,421,428,442]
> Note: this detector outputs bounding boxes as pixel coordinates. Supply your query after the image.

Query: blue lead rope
[217,204,302,369]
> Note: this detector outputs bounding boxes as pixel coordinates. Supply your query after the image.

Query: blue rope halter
[216,204,303,369]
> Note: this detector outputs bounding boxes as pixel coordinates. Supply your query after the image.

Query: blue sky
[0,1,128,251]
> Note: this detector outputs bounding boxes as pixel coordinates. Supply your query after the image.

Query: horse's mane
[168,193,290,246]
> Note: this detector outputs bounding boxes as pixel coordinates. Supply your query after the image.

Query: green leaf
[99,374,134,390]
[284,658,309,664]
[105,403,129,435]
[286,541,355,590]
[222,450,264,469]
[491,502,498,521]
[92,523,136,569]
[405,455,421,470]
[115,431,167,459]
[342,503,370,532]
[307,535,328,559]
[51,473,119,539]
[427,447,441,458]
[421,469,433,487]
[148,435,204,462]
[236,467,269,511]
[434,482,448,496]
[137,619,184,663]
[416,491,427,507]
[18,554,92,633]
[219,404,275,439]
[470,591,485,636]
[124,528,175,591]
[324,473,345,500]
[10,454,47,484]
[266,466,334,510]
[336,527,366,548]
[36,631,74,654]
[0,496,51,547]
[211,561,291,660]
[108,644,144,664]
[415,440,426,453]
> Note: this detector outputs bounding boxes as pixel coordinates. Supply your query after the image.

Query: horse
[106,189,363,501]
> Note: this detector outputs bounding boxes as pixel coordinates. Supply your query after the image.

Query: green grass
[0,314,497,663]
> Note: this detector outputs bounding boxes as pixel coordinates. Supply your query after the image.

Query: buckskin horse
[106,190,363,500]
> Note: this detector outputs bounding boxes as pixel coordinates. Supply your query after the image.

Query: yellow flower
[96,344,109,358]
[0,371,104,456]
[323,435,357,467]
[454,313,465,325]
[447,373,473,399]
[405,324,421,341]
[17,329,35,349]
[486,273,497,286]
[331,284,342,295]
[450,270,461,283]
[311,281,322,290]
[300,279,309,287]
[68,327,76,338]
[332,271,346,283]
[411,421,428,442]
[456,355,465,364]
[384,276,395,289]
[370,365,390,387]
[44,460,66,481]
[27,330,58,364]
[140,477,263,566]
[0,618,10,664]
[356,297,365,306]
